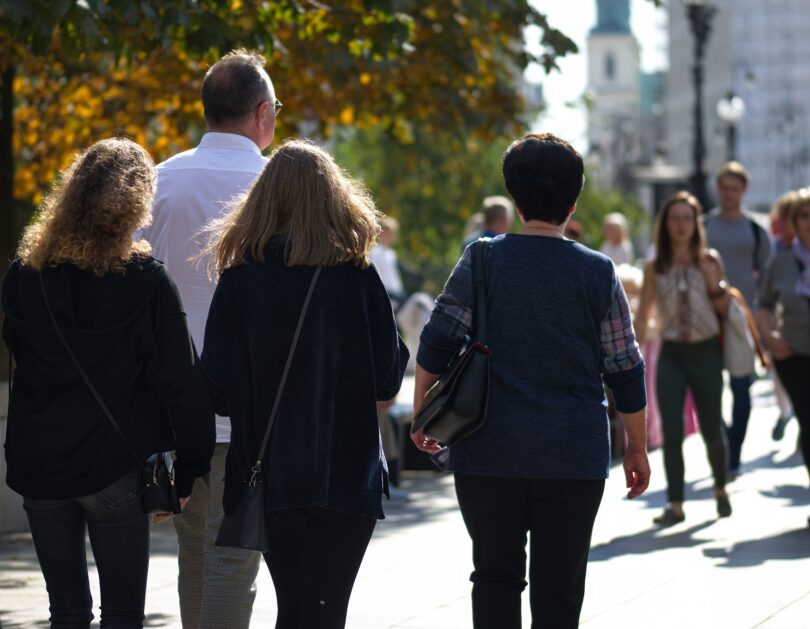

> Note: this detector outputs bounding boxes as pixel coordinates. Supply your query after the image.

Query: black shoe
[653,508,685,526]
[716,493,732,518]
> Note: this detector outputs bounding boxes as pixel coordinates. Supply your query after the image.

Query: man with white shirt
[141,49,276,628]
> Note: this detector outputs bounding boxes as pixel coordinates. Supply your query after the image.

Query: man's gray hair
[202,49,270,125]
[482,195,514,225]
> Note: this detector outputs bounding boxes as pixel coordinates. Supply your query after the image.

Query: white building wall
[587,32,641,188]
[666,0,810,209]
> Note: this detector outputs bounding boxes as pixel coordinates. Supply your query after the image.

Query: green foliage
[575,178,649,255]
[333,125,511,291]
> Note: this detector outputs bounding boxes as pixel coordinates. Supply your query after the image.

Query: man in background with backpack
[704,161,772,479]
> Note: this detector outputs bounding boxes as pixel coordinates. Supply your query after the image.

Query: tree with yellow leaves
[0,0,581,377]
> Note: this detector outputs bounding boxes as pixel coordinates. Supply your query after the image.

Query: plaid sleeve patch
[601,277,643,374]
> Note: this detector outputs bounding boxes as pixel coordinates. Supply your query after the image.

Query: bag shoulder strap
[253,266,321,471]
[727,285,769,368]
[38,272,144,470]
[749,217,762,272]
[471,239,489,345]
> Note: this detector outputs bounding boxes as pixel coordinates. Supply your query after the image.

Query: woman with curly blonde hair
[200,138,408,629]
[2,137,214,628]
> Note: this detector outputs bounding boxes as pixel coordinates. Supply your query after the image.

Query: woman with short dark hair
[412,133,649,629]
[2,137,214,628]
[200,138,408,629]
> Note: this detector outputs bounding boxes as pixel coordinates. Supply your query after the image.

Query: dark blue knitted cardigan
[201,240,408,519]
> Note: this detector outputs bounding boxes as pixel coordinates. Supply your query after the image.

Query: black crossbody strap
[38,272,144,470]
[254,266,321,470]
[471,239,489,345]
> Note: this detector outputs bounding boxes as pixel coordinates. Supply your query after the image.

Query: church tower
[587,0,641,189]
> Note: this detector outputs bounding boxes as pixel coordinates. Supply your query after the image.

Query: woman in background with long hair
[635,191,731,525]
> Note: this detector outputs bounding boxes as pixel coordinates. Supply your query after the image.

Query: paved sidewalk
[2,376,809,628]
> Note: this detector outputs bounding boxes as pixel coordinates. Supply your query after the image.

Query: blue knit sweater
[201,240,409,519]
[418,235,645,480]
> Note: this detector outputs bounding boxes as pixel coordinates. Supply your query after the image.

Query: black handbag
[411,239,490,446]
[215,266,321,552]
[39,272,181,515]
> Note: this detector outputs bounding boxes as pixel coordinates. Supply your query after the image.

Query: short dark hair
[202,49,271,125]
[502,133,584,224]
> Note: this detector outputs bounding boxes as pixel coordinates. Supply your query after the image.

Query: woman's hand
[699,251,731,317]
[623,445,650,499]
[410,426,442,454]
[151,496,191,525]
[767,332,794,361]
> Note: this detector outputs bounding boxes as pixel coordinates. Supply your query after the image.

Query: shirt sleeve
[600,274,647,413]
[416,245,474,374]
[149,271,216,497]
[200,275,232,417]
[365,269,410,401]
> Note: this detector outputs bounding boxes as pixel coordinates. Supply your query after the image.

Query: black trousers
[454,474,605,629]
[774,354,810,474]
[263,506,376,629]
[23,469,149,628]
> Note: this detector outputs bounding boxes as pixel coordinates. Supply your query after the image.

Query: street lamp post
[684,0,716,212]
[717,91,745,161]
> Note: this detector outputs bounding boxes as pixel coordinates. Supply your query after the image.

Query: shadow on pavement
[374,472,460,539]
[0,615,49,628]
[632,479,715,509]
[759,484,810,506]
[589,521,715,562]
[702,527,810,567]
[744,449,804,471]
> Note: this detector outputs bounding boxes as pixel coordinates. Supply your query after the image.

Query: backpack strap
[749,218,762,273]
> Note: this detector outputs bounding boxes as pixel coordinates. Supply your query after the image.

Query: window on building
[605,53,616,81]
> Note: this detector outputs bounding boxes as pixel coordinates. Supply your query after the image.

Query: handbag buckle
[248,462,262,488]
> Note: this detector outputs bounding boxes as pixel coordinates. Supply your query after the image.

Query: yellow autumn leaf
[339,106,355,125]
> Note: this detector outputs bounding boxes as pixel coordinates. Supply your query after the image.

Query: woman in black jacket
[2,138,215,628]
[200,138,408,629]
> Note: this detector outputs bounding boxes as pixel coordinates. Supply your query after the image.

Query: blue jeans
[23,468,149,628]
[726,374,753,472]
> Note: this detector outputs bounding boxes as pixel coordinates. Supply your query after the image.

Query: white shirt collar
[198,132,262,155]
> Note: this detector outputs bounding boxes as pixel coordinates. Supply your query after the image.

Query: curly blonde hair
[18,138,155,276]
[204,138,381,276]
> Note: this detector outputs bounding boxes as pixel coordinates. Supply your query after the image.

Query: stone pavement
[1,375,809,628]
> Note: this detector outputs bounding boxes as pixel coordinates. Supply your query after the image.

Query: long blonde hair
[205,138,381,276]
[18,138,155,276]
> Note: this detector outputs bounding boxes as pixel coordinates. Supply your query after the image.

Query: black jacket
[202,240,408,519]
[2,257,214,499]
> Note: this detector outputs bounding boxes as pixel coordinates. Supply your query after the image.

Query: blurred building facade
[587,0,640,190]
[666,0,810,210]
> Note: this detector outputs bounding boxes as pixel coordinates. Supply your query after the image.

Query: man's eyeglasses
[256,99,283,116]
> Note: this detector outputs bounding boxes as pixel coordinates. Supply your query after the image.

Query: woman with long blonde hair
[2,137,214,627]
[200,138,408,629]
[635,191,731,526]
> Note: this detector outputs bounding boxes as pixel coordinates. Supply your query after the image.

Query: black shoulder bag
[215,266,321,552]
[411,239,490,446]
[39,272,180,515]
